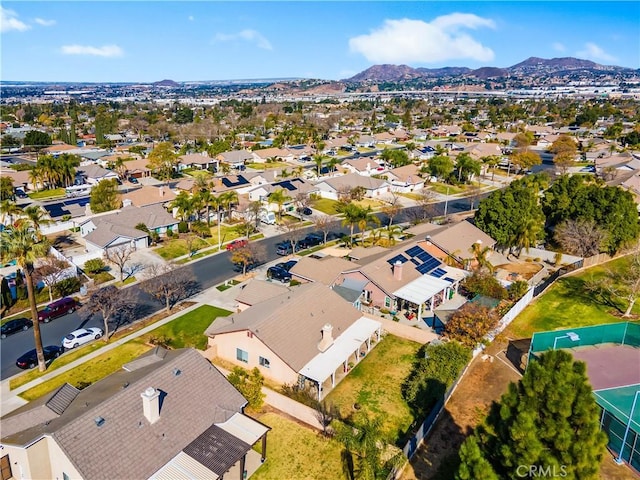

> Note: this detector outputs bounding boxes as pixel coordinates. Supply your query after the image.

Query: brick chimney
[393,260,403,281]
[318,323,334,352]
[159,186,165,197]
[141,387,161,424]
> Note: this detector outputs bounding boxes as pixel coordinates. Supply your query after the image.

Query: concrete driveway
[129,248,167,280]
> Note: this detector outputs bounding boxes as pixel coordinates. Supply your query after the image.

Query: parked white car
[62,328,103,349]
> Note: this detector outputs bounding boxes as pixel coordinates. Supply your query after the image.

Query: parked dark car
[38,297,77,323]
[267,266,292,283]
[276,260,298,271]
[298,207,312,216]
[233,260,259,273]
[16,345,64,369]
[128,176,139,184]
[1,318,33,339]
[299,233,324,249]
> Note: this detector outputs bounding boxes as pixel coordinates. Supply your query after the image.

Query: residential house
[431,125,462,137]
[217,150,254,169]
[80,204,178,252]
[205,282,382,399]
[0,348,269,480]
[383,164,425,193]
[178,153,217,171]
[420,220,497,267]
[334,238,467,318]
[122,158,152,179]
[250,147,292,164]
[76,164,120,185]
[496,132,517,146]
[465,142,503,161]
[323,137,350,153]
[42,143,77,156]
[235,280,290,312]
[373,132,395,144]
[355,134,376,148]
[119,184,176,208]
[289,256,356,286]
[248,178,317,214]
[0,168,31,191]
[341,157,385,177]
[391,128,410,141]
[314,173,390,200]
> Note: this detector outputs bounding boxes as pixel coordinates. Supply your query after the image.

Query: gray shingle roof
[1,348,247,480]
[206,283,361,371]
[235,280,290,306]
[289,256,356,285]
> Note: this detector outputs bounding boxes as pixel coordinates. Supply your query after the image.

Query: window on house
[236,348,248,363]
[0,455,12,480]
[384,297,391,308]
[259,356,270,368]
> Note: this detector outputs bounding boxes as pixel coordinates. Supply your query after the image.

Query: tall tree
[104,244,135,282]
[0,176,14,201]
[0,219,50,371]
[457,350,607,479]
[90,179,121,213]
[268,188,291,221]
[146,142,179,180]
[142,263,199,312]
[33,255,69,302]
[80,285,136,340]
[340,203,365,247]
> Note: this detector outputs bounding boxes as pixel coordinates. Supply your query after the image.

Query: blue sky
[1,2,638,82]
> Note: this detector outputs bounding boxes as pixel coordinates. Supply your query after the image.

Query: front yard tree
[142,263,199,312]
[230,244,262,276]
[426,155,454,182]
[457,350,607,479]
[314,215,336,244]
[601,249,640,317]
[81,285,135,340]
[0,219,49,371]
[33,255,70,302]
[444,303,499,347]
[227,367,265,410]
[0,176,14,201]
[90,178,121,213]
[268,188,291,221]
[509,149,541,173]
[147,141,179,180]
[104,244,135,282]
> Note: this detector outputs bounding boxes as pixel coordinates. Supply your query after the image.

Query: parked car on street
[267,266,292,283]
[297,207,312,216]
[1,318,33,339]
[299,233,324,249]
[276,240,300,256]
[16,345,63,369]
[226,238,249,251]
[38,297,77,323]
[63,327,104,349]
[128,176,139,184]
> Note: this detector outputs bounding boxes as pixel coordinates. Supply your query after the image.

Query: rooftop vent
[94,416,105,427]
[173,368,181,376]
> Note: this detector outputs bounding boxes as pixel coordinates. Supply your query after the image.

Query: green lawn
[27,188,66,200]
[311,197,341,215]
[506,256,640,339]
[245,162,290,170]
[137,305,231,350]
[251,412,344,480]
[428,182,465,195]
[154,237,210,259]
[325,334,421,445]
[19,340,152,401]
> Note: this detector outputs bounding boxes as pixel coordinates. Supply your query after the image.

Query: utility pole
[443,186,449,220]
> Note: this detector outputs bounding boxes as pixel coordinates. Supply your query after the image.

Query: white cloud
[552,42,566,52]
[349,14,495,64]
[35,18,56,27]
[61,44,124,57]
[1,7,31,32]
[213,29,272,50]
[576,42,617,63]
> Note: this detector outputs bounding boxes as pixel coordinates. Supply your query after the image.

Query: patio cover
[299,316,382,384]
[393,275,451,305]
[216,412,269,445]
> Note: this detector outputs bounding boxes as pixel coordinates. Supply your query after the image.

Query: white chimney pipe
[141,387,161,424]
[393,260,403,281]
[318,323,334,352]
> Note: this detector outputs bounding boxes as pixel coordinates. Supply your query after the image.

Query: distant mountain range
[344,57,634,83]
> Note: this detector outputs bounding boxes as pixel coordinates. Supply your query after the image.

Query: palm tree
[170,191,195,224]
[336,415,404,480]
[220,190,238,221]
[469,241,494,273]
[357,206,380,244]
[384,225,402,246]
[340,203,364,247]
[268,188,291,221]
[313,154,324,176]
[29,167,45,192]
[22,206,52,237]
[0,219,50,371]
[197,189,214,225]
[0,199,23,226]
[515,217,543,257]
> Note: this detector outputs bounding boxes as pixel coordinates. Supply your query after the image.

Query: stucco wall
[208,330,299,385]
[338,272,393,309]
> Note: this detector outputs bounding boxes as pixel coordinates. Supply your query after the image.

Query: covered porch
[393,275,453,322]
[298,316,382,400]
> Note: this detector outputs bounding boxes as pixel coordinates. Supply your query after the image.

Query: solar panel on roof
[221,175,249,188]
[430,268,447,278]
[444,277,454,283]
[410,258,420,266]
[387,254,408,265]
[405,246,424,258]
[416,251,433,263]
[416,258,440,274]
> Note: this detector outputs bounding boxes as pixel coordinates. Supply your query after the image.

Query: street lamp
[552,332,580,350]
[615,390,640,465]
